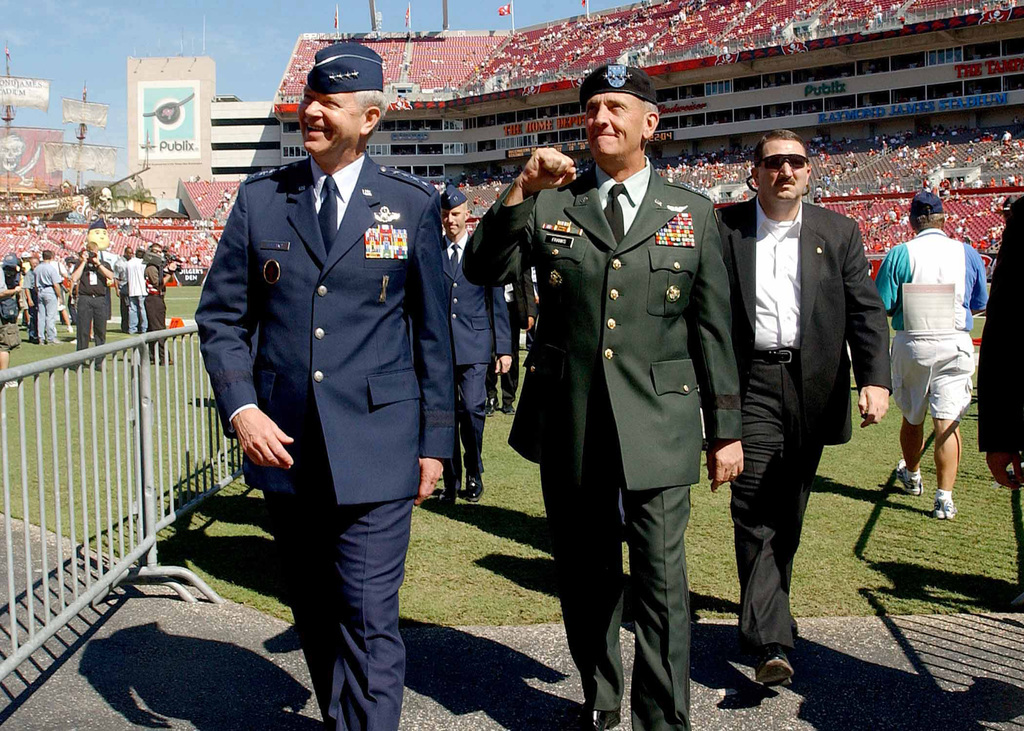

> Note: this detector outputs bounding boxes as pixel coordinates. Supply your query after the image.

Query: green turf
[4,301,1020,627]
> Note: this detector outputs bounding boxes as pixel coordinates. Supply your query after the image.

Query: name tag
[544,234,573,247]
[364,225,409,259]
[88,272,98,286]
[259,240,291,251]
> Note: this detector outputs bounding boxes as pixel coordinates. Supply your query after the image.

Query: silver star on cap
[327,70,360,81]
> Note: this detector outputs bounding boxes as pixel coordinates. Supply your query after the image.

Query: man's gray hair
[912,213,946,231]
[355,90,387,122]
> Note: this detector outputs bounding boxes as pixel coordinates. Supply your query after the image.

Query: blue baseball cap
[307,43,384,95]
[440,185,467,210]
[910,191,943,218]
[88,217,107,231]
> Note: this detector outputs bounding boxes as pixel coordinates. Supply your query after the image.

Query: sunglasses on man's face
[759,154,809,170]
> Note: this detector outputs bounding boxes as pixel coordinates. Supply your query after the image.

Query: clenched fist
[504,148,577,207]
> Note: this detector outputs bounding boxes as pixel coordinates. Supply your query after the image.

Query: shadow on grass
[421,499,552,554]
[860,562,1024,614]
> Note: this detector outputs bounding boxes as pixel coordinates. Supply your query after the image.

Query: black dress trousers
[729,357,824,653]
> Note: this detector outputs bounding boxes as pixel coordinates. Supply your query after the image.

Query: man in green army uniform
[464,64,744,731]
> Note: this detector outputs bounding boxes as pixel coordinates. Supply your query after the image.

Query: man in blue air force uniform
[196,43,453,731]
[438,185,513,503]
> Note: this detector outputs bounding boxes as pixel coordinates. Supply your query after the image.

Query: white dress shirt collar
[755,197,803,241]
[595,159,652,235]
[445,231,469,263]
[310,155,365,220]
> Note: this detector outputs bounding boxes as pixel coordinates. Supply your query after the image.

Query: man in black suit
[717,129,891,686]
[978,194,1023,487]
[485,265,537,415]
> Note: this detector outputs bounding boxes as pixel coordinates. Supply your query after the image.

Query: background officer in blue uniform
[437,185,512,503]
[196,43,453,731]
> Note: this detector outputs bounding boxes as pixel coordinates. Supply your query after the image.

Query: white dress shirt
[229,154,367,427]
[753,200,803,351]
[445,231,469,265]
[311,154,366,230]
[595,159,652,236]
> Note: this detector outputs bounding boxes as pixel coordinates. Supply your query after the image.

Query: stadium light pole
[443,0,449,30]
[369,0,378,31]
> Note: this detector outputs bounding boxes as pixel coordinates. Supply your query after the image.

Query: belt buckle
[776,349,793,364]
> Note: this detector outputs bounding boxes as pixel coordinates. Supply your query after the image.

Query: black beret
[307,43,384,94]
[579,64,657,107]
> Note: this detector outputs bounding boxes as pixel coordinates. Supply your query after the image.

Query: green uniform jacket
[464,166,742,490]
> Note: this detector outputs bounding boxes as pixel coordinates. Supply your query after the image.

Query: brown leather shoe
[755,643,794,686]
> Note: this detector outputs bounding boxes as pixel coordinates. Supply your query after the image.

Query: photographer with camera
[70,242,115,352]
[1,253,24,381]
[144,243,177,364]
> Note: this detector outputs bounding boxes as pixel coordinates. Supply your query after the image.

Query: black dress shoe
[755,643,794,686]
[464,475,484,503]
[500,403,516,415]
[436,486,458,503]
[484,398,497,416]
[580,708,621,730]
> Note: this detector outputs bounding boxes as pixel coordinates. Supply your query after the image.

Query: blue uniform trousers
[443,362,487,488]
[264,410,413,731]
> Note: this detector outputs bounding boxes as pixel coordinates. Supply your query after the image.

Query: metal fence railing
[0,325,242,682]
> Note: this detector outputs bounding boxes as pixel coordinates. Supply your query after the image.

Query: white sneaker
[896,459,923,496]
[933,494,957,520]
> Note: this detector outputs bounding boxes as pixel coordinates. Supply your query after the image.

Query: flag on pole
[498,2,512,15]
[334,4,339,29]
[4,44,9,62]
[405,3,411,27]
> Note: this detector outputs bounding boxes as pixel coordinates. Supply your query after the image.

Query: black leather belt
[752,348,798,364]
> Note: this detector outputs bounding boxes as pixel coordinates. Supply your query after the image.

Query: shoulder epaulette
[377,165,435,196]
[664,180,714,202]
[243,160,303,185]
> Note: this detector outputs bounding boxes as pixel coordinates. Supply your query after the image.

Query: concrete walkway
[1,586,1023,730]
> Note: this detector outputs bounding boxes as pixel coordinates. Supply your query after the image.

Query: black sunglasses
[758,154,809,170]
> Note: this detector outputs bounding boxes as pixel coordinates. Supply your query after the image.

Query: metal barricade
[0,325,242,682]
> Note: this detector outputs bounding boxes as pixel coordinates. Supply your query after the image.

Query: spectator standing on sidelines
[876,191,988,519]
[126,247,149,334]
[144,243,177,363]
[23,255,38,344]
[70,242,115,351]
[978,195,1023,487]
[1,253,23,378]
[34,250,62,345]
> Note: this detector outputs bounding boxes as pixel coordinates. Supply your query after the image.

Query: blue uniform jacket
[443,244,513,366]
[197,156,454,504]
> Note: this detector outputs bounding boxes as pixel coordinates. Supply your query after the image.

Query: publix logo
[804,81,847,97]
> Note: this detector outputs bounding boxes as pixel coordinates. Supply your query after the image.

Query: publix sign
[804,81,846,97]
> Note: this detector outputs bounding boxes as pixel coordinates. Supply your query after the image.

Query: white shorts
[891,330,975,425]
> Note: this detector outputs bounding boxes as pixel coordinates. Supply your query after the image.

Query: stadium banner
[0,127,63,188]
[0,76,50,111]
[817,92,1008,125]
[175,267,207,287]
[137,80,202,163]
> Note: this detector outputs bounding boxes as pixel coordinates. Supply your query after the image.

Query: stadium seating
[180,181,240,221]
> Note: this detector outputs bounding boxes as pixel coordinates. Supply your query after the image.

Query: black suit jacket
[978,197,1024,452]
[717,199,891,446]
[509,267,538,324]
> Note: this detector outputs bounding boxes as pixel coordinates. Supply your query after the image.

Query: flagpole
[586,0,590,20]
[511,2,515,33]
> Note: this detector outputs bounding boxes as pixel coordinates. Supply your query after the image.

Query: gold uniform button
[314,328,325,340]
[317,285,327,297]
[313,370,324,383]
[673,261,681,270]
[609,288,619,300]
[611,258,622,270]
[666,285,681,302]
[551,248,559,256]
[604,348,614,360]
[682,384,690,394]
[607,318,616,329]
[529,365,536,373]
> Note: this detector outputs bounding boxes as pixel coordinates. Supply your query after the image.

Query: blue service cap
[910,191,943,218]
[88,217,107,231]
[440,185,467,210]
[2,253,19,270]
[307,43,384,94]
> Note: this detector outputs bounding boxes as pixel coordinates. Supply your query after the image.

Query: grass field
[4,292,1021,628]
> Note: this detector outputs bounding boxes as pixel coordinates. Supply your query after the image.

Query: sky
[1,0,624,181]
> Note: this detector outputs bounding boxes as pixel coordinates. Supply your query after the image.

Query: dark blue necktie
[319,175,338,254]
